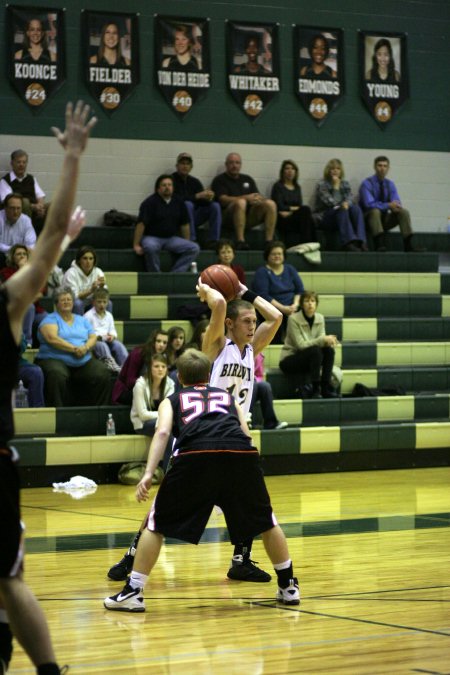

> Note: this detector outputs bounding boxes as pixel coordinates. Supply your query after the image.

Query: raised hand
[51,100,97,154]
[67,205,86,241]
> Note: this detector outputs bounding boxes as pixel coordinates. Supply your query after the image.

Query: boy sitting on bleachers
[84,288,128,373]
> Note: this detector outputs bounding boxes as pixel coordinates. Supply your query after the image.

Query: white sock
[129,571,148,590]
[273,559,292,571]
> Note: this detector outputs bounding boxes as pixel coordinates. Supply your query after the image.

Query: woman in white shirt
[130,354,175,469]
[63,245,109,315]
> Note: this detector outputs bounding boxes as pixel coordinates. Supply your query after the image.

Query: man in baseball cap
[172,153,221,249]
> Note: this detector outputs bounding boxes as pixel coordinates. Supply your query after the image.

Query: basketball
[200,264,240,302]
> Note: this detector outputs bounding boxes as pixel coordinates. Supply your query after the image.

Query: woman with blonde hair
[315,159,367,251]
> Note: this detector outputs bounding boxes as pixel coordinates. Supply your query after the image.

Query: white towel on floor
[52,475,97,499]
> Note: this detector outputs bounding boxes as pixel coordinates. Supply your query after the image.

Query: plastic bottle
[190,261,198,274]
[106,413,116,436]
[15,380,29,408]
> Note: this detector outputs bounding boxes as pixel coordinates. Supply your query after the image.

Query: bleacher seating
[17,227,450,486]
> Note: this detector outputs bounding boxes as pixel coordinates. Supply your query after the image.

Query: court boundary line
[250,602,450,637]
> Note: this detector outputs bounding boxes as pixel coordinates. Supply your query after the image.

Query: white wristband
[60,234,71,252]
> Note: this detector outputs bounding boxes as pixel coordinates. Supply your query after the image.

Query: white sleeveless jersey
[210,339,254,416]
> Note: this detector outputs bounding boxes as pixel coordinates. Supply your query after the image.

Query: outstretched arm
[5,101,96,343]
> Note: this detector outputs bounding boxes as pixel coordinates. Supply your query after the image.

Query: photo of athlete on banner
[155,15,210,119]
[294,26,344,126]
[83,11,139,114]
[227,21,279,121]
[359,31,409,128]
[6,5,65,110]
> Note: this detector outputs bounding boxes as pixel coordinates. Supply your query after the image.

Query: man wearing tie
[359,156,423,252]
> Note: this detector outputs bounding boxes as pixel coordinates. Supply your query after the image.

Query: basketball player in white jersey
[198,279,282,581]
[107,281,283,584]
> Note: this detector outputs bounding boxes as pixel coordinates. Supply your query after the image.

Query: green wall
[1,0,449,151]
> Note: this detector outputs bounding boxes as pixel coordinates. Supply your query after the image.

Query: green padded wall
[1,0,449,151]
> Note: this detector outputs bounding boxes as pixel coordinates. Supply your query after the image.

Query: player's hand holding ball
[198,264,240,302]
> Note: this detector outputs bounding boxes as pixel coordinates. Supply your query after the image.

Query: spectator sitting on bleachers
[252,241,304,344]
[315,159,367,252]
[35,286,111,407]
[112,328,169,405]
[186,318,209,350]
[271,160,318,247]
[84,288,128,373]
[0,149,48,233]
[167,325,186,372]
[359,155,425,252]
[215,238,246,284]
[171,152,221,249]
[133,174,200,272]
[0,193,36,267]
[0,244,47,347]
[130,353,175,471]
[251,352,288,430]
[18,334,45,407]
[279,290,339,399]
[63,244,110,315]
[46,264,64,297]
[211,153,276,250]
[166,325,187,392]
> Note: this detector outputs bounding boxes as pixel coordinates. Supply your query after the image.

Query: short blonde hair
[324,158,344,181]
[177,348,211,385]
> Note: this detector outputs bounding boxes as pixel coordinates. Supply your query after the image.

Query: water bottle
[106,413,116,436]
[190,261,198,274]
[15,380,29,408]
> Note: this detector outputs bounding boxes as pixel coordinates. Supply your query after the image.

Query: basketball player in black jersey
[107,281,283,584]
[0,101,96,675]
[104,349,299,612]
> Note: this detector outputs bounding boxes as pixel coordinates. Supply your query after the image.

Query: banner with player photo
[294,26,344,126]
[155,15,211,119]
[359,31,409,128]
[83,10,139,114]
[6,5,65,111]
[226,21,280,121]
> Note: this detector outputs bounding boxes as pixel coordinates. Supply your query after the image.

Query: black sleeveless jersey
[169,384,255,455]
[0,287,20,446]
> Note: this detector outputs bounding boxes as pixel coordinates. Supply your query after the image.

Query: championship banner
[155,15,210,119]
[83,11,139,114]
[226,21,280,121]
[294,26,344,126]
[6,5,65,110]
[359,31,409,128]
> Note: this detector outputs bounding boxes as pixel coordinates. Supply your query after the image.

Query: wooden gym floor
[10,467,450,674]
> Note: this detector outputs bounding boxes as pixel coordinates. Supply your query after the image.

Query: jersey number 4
[180,391,232,424]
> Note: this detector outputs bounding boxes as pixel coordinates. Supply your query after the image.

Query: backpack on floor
[351,383,406,397]
[103,209,138,228]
